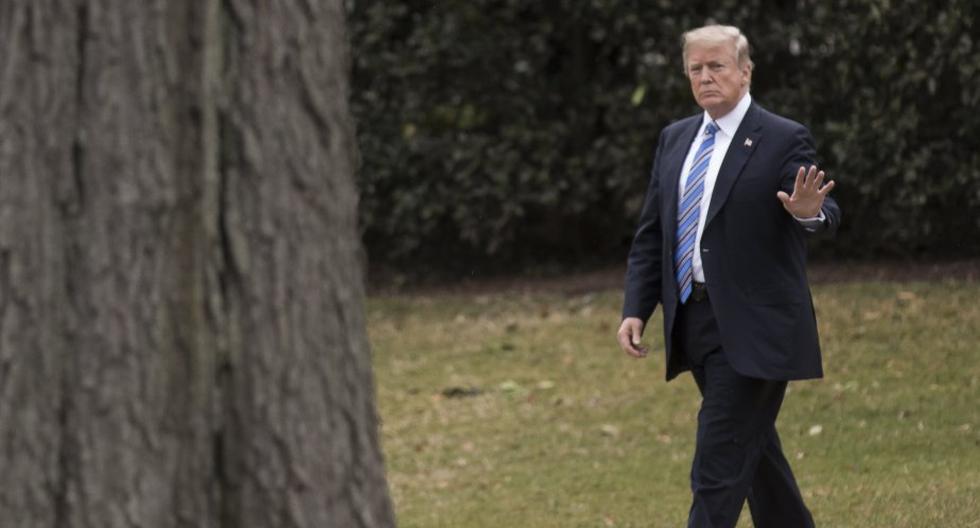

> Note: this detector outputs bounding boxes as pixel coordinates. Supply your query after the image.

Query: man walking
[617,25,840,527]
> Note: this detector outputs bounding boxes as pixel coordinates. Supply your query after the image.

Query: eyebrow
[688,60,728,69]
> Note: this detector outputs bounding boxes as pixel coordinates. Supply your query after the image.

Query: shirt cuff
[794,210,826,231]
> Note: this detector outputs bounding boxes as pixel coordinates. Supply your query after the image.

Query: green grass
[368,281,980,527]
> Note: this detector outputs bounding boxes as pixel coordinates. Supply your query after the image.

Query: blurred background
[347,0,978,281]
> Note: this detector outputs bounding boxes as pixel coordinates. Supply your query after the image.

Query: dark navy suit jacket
[623,102,841,381]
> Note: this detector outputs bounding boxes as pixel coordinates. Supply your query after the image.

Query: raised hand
[777,165,835,219]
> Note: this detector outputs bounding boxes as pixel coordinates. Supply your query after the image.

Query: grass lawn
[368,279,980,527]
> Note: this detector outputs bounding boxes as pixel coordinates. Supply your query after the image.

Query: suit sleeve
[622,132,667,323]
[778,125,842,237]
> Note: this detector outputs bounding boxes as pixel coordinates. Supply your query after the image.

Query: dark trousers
[676,293,815,528]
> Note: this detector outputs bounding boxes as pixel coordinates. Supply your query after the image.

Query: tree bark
[0,1,395,527]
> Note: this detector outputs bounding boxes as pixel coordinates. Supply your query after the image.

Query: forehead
[685,43,736,64]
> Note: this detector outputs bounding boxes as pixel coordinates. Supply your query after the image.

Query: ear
[740,63,752,87]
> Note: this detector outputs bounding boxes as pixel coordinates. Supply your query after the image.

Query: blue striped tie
[675,121,718,304]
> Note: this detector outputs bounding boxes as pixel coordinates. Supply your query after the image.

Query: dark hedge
[349,0,979,275]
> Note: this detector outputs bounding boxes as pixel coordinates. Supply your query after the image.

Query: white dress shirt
[678,93,822,283]
[677,93,752,282]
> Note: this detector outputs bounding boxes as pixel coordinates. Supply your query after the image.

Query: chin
[699,102,720,114]
[701,101,732,116]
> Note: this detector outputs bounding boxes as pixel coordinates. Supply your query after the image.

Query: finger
[804,165,818,190]
[620,335,646,358]
[629,321,648,357]
[619,319,648,357]
[818,180,836,195]
[618,327,647,358]
[776,190,791,205]
[812,170,825,190]
[793,166,805,196]
[620,319,642,344]
[617,329,638,355]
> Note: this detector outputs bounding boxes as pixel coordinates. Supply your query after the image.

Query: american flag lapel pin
[743,138,753,148]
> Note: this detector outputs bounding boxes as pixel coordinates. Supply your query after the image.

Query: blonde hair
[681,25,754,72]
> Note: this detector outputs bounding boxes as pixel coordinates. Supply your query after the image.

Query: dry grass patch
[369,281,980,527]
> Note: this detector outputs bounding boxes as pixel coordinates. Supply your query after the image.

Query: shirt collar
[701,92,752,137]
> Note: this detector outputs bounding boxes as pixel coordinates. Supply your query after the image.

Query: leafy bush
[349,0,979,275]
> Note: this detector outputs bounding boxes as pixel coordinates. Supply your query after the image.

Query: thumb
[630,322,643,345]
[776,190,791,205]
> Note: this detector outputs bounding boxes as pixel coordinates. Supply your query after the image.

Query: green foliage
[350,0,980,273]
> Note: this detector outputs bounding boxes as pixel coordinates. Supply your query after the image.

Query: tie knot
[705,121,718,136]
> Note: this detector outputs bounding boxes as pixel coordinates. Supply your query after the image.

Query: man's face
[685,43,751,118]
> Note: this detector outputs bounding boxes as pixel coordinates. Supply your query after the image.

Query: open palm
[777,165,835,218]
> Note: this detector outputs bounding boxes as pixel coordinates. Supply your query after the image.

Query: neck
[706,90,749,120]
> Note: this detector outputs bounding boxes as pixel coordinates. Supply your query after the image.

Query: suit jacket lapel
[663,116,703,244]
[705,103,763,228]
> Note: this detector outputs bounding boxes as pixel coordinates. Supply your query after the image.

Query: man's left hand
[777,165,835,219]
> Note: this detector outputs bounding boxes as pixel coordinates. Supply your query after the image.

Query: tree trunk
[0,1,395,527]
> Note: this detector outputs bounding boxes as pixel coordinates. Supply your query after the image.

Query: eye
[710,63,725,71]
[689,65,702,75]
